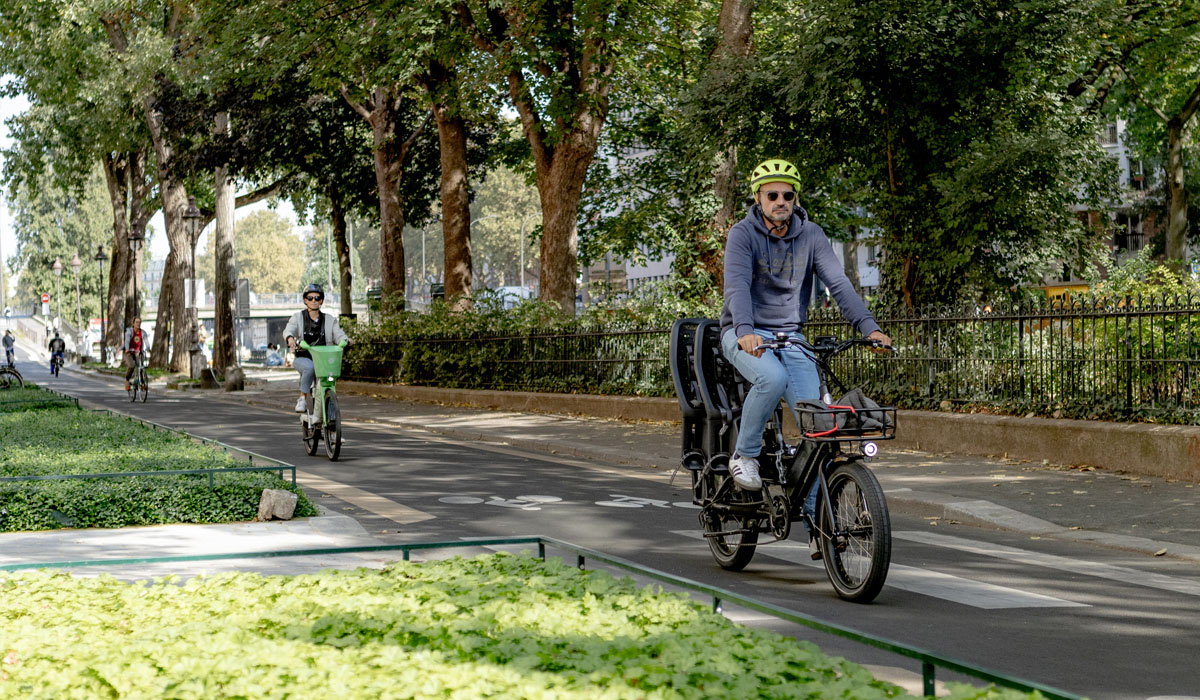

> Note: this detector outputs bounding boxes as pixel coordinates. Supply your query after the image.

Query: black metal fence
[348,295,1200,422]
[345,327,671,396]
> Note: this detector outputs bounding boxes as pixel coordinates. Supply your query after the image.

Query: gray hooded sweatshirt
[719,204,881,340]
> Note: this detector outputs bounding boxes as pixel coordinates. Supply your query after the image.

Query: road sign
[40,293,49,303]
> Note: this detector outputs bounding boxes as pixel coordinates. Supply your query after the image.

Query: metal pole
[520,213,538,293]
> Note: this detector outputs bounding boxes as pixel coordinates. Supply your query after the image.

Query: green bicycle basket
[308,345,344,379]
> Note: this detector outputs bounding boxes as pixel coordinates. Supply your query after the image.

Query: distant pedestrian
[3,329,14,366]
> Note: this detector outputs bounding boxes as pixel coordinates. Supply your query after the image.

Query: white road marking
[895,530,1200,598]
[672,530,1087,609]
[298,473,435,524]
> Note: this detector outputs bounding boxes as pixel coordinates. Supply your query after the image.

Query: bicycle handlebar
[753,335,892,355]
[298,339,349,351]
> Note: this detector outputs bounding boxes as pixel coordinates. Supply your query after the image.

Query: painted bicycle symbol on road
[437,494,701,511]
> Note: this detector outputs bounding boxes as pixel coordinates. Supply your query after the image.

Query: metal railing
[348,295,1200,420]
[347,326,671,396]
[0,535,1082,699]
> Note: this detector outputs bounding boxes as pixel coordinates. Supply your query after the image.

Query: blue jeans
[722,327,821,530]
[294,356,315,394]
[721,328,819,458]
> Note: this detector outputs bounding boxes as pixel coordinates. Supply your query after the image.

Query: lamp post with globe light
[94,246,108,364]
[183,197,204,378]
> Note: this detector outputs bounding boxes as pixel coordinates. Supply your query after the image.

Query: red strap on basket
[804,405,856,437]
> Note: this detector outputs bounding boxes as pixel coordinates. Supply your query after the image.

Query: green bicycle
[299,339,347,461]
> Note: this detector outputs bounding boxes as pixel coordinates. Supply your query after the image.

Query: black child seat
[667,319,755,474]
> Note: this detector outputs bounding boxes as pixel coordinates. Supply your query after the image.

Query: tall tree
[196,211,305,295]
[458,0,642,315]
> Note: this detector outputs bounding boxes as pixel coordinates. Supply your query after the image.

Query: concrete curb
[339,382,1200,483]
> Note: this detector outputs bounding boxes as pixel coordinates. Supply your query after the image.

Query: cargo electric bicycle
[299,339,347,461]
[670,318,896,603]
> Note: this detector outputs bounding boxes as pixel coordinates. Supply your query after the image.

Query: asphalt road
[17,359,1200,700]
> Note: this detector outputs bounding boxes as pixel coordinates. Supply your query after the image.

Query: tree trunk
[535,142,595,314]
[1166,120,1189,270]
[101,153,130,352]
[129,150,153,319]
[161,183,194,373]
[843,227,861,294]
[213,113,238,371]
[434,100,473,308]
[330,185,353,317]
[360,88,409,309]
[702,0,755,289]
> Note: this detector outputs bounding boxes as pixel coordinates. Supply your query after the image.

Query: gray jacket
[719,205,881,340]
[284,311,348,348]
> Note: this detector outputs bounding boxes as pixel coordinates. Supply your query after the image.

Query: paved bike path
[213,369,1200,565]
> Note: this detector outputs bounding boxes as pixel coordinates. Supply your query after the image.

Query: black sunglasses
[305,295,323,302]
[763,191,795,202]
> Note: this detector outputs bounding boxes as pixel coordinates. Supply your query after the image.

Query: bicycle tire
[700,473,758,570]
[817,460,891,603]
[138,368,149,402]
[302,415,320,455]
[324,394,341,461]
[0,368,21,389]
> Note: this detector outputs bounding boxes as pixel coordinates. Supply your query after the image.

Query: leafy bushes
[0,553,1038,699]
[0,399,315,532]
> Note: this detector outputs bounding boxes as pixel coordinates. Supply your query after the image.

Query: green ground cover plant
[0,397,314,531]
[0,553,1044,699]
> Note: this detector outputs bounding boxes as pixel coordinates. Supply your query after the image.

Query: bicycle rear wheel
[700,473,758,571]
[138,368,149,402]
[324,394,341,461]
[302,415,320,455]
[816,460,891,603]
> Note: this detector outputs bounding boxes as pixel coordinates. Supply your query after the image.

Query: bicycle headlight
[862,441,878,458]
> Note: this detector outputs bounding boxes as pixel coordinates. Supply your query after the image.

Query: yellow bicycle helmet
[749,159,802,195]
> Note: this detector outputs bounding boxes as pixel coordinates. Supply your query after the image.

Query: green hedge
[0,553,1041,699]
[0,397,315,532]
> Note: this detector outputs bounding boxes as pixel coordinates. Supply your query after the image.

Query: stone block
[223,365,245,392]
[256,489,299,521]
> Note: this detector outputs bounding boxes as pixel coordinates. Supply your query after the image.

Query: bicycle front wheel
[817,460,891,603]
[138,369,149,402]
[0,368,21,389]
[324,394,341,461]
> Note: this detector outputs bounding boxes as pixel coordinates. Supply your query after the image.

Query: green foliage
[347,282,722,395]
[0,400,314,532]
[0,552,1039,699]
[196,211,305,295]
[6,166,116,321]
[1087,247,1200,299]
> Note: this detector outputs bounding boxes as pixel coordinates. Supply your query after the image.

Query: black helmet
[302,284,325,301]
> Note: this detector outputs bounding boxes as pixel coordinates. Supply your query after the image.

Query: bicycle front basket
[308,345,344,379]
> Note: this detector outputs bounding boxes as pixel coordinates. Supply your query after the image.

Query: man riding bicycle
[48,331,66,373]
[2,329,14,366]
[122,317,148,390]
[284,284,348,419]
[720,159,891,499]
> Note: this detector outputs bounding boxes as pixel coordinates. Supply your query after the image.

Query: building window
[1114,213,1144,253]
[1099,123,1119,145]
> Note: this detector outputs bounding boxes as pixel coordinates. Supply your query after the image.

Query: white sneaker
[294,396,306,412]
[729,454,762,490]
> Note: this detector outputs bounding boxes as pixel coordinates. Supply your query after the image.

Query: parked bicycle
[126,351,148,403]
[299,339,347,460]
[0,362,21,389]
[671,318,895,603]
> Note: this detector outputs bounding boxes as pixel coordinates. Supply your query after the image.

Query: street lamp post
[51,257,63,330]
[94,246,108,364]
[183,196,203,379]
[70,254,82,356]
[519,213,538,293]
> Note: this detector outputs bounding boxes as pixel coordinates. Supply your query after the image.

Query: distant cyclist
[122,317,148,391]
[47,331,66,373]
[2,329,14,366]
[284,284,348,415]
